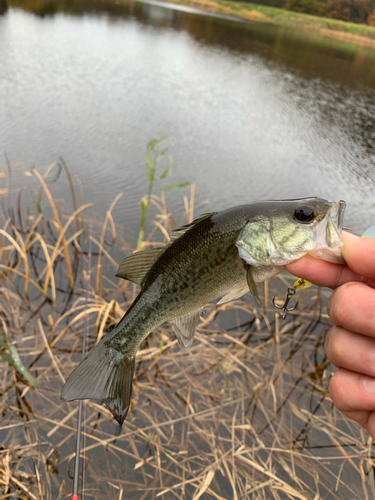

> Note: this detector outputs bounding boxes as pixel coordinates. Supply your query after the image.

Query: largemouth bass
[62,198,346,425]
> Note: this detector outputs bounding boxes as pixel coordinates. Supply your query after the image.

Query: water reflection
[10,0,375,87]
[2,0,375,240]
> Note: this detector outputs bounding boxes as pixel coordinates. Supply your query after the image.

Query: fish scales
[108,208,251,353]
[62,198,346,425]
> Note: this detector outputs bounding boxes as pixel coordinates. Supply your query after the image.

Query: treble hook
[272,286,299,320]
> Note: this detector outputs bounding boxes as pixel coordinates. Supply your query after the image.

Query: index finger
[286,232,375,289]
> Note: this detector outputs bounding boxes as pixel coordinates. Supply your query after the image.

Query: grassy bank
[155,0,375,44]
[9,0,375,45]
[0,157,374,498]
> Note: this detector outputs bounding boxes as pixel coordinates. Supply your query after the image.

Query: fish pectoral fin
[247,266,260,305]
[170,308,204,351]
[61,340,135,426]
[217,285,249,305]
[116,247,165,286]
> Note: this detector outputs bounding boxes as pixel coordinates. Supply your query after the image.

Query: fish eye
[294,205,315,223]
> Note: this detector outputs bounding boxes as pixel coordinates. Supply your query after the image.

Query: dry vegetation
[0,159,374,499]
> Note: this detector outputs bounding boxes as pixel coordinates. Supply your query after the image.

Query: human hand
[286,232,375,438]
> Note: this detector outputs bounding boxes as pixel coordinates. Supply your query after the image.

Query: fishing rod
[72,224,92,500]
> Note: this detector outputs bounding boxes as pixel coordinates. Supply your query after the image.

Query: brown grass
[0,159,374,499]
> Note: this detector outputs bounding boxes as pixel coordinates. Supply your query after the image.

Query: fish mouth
[308,200,346,263]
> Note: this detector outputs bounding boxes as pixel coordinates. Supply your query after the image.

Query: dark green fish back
[62,198,343,426]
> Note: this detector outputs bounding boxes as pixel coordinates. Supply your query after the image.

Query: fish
[61,198,346,425]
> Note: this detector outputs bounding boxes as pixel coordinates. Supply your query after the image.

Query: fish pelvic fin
[217,285,249,305]
[61,340,135,426]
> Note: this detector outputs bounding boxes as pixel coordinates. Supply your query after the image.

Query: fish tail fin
[61,340,135,426]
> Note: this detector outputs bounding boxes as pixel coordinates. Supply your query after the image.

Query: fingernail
[363,377,375,394]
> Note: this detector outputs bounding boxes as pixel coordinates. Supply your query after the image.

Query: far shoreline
[151,0,375,47]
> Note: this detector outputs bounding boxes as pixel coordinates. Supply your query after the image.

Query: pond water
[1,3,375,498]
[1,0,375,243]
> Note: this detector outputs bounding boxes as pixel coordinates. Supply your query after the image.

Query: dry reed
[0,160,373,499]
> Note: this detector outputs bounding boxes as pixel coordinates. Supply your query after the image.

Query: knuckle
[328,372,348,411]
[324,328,333,357]
[324,327,345,366]
[327,282,357,325]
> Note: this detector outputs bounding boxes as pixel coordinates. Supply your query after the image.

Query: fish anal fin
[247,266,260,305]
[61,340,135,426]
[217,285,249,305]
[116,247,165,285]
[170,307,204,351]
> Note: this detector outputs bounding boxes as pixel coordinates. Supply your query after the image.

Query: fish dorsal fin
[217,284,249,305]
[116,213,215,285]
[116,247,165,286]
[246,266,260,305]
[170,307,204,351]
[169,213,215,243]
